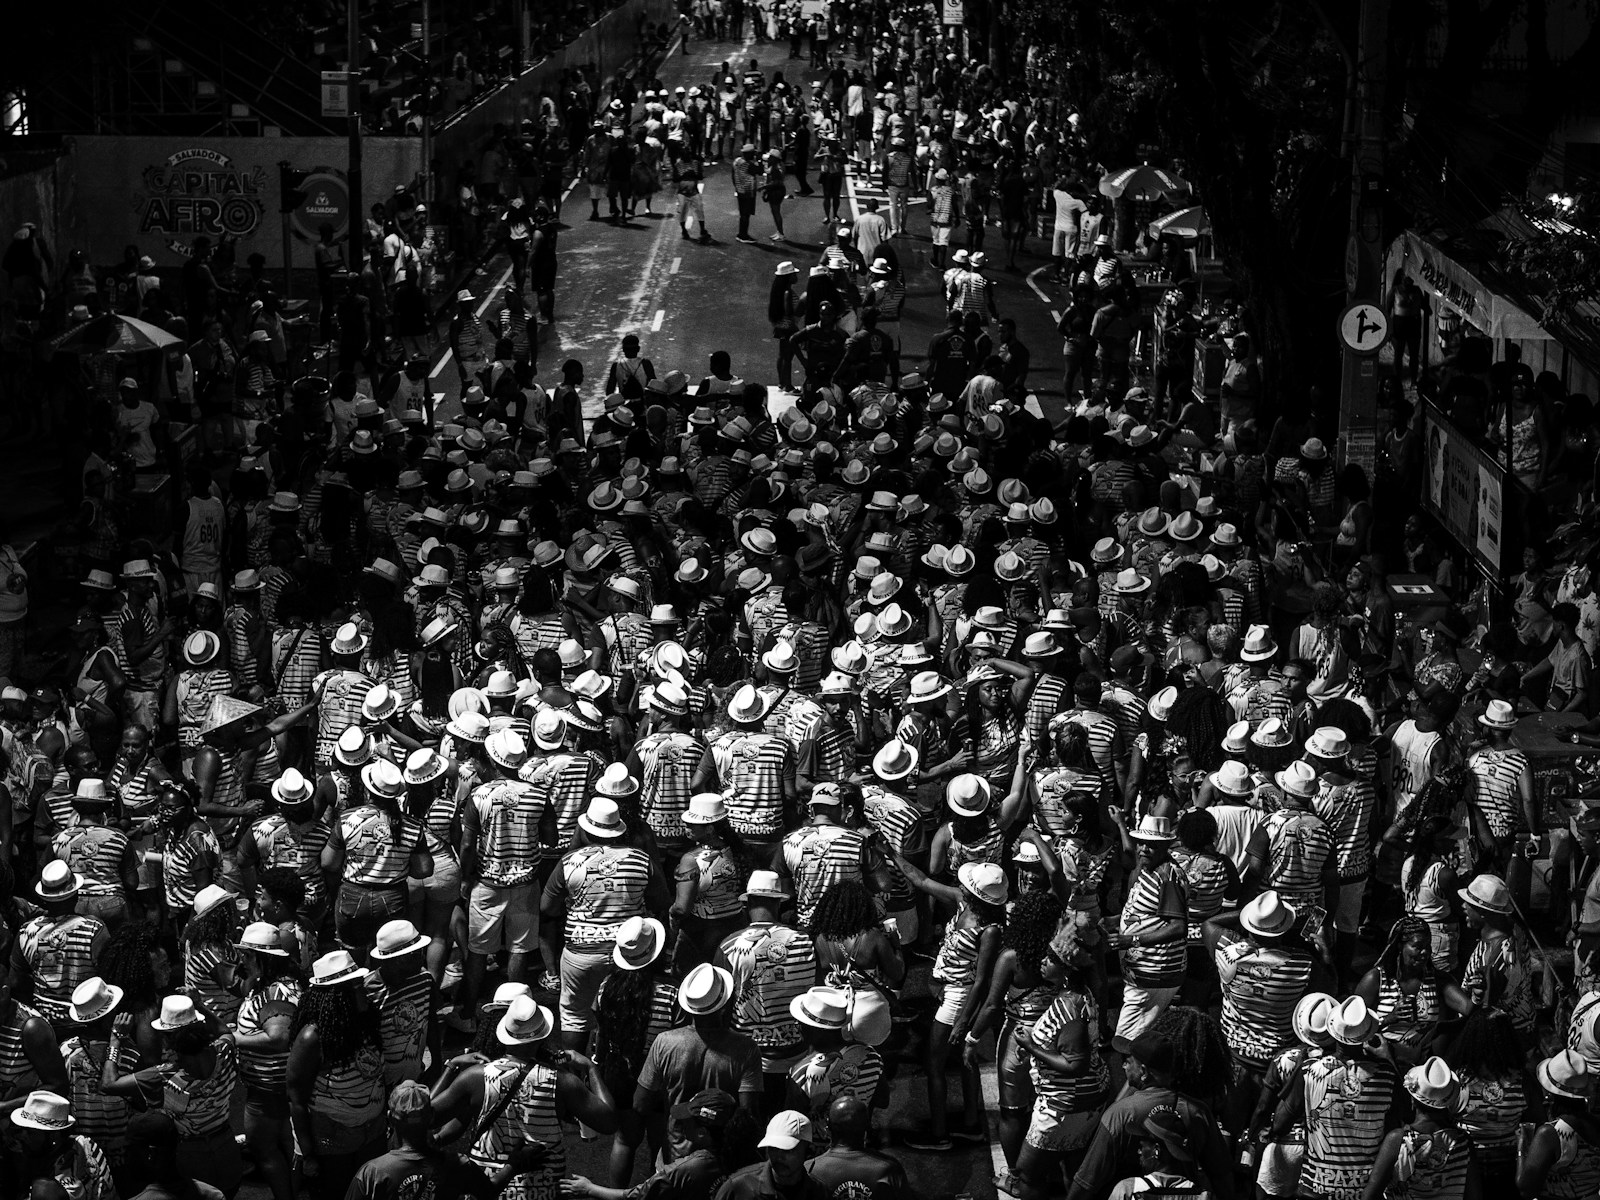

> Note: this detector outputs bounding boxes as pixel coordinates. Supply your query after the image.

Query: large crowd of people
[10,4,1600,1200]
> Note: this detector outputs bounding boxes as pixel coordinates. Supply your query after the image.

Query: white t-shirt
[1052,189,1088,232]
[116,401,160,468]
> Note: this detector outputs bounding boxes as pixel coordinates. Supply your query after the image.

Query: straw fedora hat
[579,796,628,839]
[613,916,667,971]
[946,773,992,817]
[69,977,124,1024]
[679,963,735,1014]
[371,919,433,961]
[957,862,1008,906]
[309,950,370,988]
[1240,890,1296,939]
[872,739,918,782]
[497,995,555,1045]
[1327,995,1378,1045]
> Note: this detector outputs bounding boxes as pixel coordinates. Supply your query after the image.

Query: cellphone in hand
[1299,904,1327,933]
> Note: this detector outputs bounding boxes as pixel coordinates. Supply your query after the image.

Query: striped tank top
[176,669,233,750]
[1032,768,1099,842]
[18,914,104,1023]
[1120,860,1187,988]
[0,1001,45,1094]
[713,731,790,838]
[53,824,130,896]
[1373,970,1440,1050]
[1174,848,1231,938]
[1467,747,1530,839]
[1544,1118,1600,1200]
[1462,930,1536,1034]
[1385,1127,1471,1200]
[163,821,221,913]
[933,917,994,988]
[338,806,425,886]
[250,812,332,900]
[521,752,602,859]
[64,1034,138,1153]
[679,845,746,921]
[637,731,703,843]
[947,822,1005,872]
[367,966,433,1086]
[235,979,301,1092]
[1028,989,1108,1112]
[183,941,242,1027]
[1024,675,1071,752]
[783,823,866,928]
[1455,1070,1525,1160]
[473,1058,565,1199]
[1303,1055,1399,1200]
[313,1040,386,1129]
[1313,778,1377,880]
[161,1036,238,1138]
[561,844,653,946]
[1057,837,1116,917]
[471,779,544,886]
[597,975,682,1054]
[860,786,920,910]
[1215,937,1313,1065]
[1264,808,1334,906]
[721,922,816,1056]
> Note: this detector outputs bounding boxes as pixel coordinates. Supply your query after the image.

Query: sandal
[903,1133,954,1151]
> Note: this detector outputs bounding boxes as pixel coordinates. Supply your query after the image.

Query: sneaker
[903,1133,953,1151]
[769,232,786,242]
[736,234,756,243]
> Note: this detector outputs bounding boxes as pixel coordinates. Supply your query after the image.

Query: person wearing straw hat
[309,622,381,772]
[169,629,233,767]
[15,860,108,1026]
[367,919,435,1088]
[458,729,546,1036]
[53,777,138,926]
[1298,996,1398,1200]
[782,986,885,1148]
[241,767,331,925]
[59,977,128,1167]
[1097,814,1188,1051]
[634,962,762,1121]
[1200,890,1317,1088]
[9,1089,116,1200]
[671,793,757,969]
[711,684,798,856]
[230,920,303,1196]
[1458,873,1536,1037]
[1466,698,1537,884]
[540,795,670,1050]
[629,680,716,860]
[779,783,892,932]
[1519,1049,1600,1198]
[1258,761,1337,926]
[1300,726,1374,987]
[322,758,432,963]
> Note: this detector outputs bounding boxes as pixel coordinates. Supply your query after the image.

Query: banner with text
[1421,403,1505,575]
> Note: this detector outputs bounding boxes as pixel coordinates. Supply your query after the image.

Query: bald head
[34,728,65,761]
[828,1096,870,1147]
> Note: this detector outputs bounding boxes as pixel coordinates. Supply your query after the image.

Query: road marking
[430,349,452,378]
[475,264,514,317]
[670,257,682,274]
[651,308,666,331]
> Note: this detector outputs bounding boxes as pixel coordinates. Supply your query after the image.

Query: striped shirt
[313,1041,386,1128]
[720,922,816,1067]
[248,812,332,903]
[1455,1070,1526,1160]
[470,779,544,886]
[161,1036,238,1138]
[1173,848,1231,937]
[367,965,433,1086]
[679,845,746,921]
[1313,777,1377,880]
[1029,989,1108,1112]
[1302,1054,1398,1200]
[1462,928,1536,1034]
[162,821,220,913]
[64,1034,139,1154]
[522,751,603,859]
[1051,709,1119,793]
[1024,674,1071,753]
[1119,861,1187,988]
[0,1001,45,1095]
[1546,1117,1600,1200]
[1263,808,1334,907]
[1032,768,1100,842]
[783,823,867,929]
[473,1058,564,1196]
[1385,1127,1471,1200]
[1373,969,1441,1052]
[311,667,377,767]
[337,807,426,887]
[790,1044,884,1148]
[510,611,567,664]
[933,920,995,988]
[559,844,655,946]
[176,668,233,750]
[859,786,921,911]
[1214,934,1313,1065]
[235,979,301,1092]
[1467,747,1531,839]
[17,914,104,1023]
[637,731,704,843]
[53,824,129,897]
[596,975,682,1053]
[712,730,791,838]
[274,622,325,709]
[184,940,242,1027]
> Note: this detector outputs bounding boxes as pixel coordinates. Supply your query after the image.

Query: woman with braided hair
[968,890,1068,1188]
[1354,915,1473,1066]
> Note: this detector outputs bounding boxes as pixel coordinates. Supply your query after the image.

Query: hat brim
[1129,830,1177,843]
[790,995,848,1030]
[612,920,666,970]
[11,1111,76,1131]
[151,1014,203,1031]
[1328,1020,1378,1046]
[1241,913,1296,939]
[37,873,84,901]
[69,983,125,1023]
[1209,773,1253,797]
[1539,1060,1591,1099]
[579,816,627,839]
[1240,646,1278,662]
[496,1008,554,1045]
[1478,712,1517,729]
[310,965,371,987]
[237,940,291,957]
[371,933,433,960]
[1457,887,1512,914]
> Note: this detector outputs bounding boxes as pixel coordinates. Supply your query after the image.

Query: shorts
[335,881,406,951]
[1256,1141,1305,1196]
[468,880,539,954]
[935,982,969,1026]
[588,182,606,200]
[560,943,615,1034]
[1025,1102,1102,1151]
[409,852,460,915]
[1052,228,1080,258]
[1334,877,1366,935]
[246,1087,291,1119]
[1114,982,1178,1048]
[932,224,952,246]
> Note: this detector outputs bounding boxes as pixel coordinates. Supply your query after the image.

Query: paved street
[421,32,1067,429]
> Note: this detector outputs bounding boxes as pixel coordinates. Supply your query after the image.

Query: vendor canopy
[1386,230,1548,340]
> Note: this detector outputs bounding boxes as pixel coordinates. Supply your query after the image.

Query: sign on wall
[941,0,965,23]
[291,171,352,242]
[136,147,269,251]
[1421,403,1504,574]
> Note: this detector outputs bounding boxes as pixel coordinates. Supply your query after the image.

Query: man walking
[733,143,761,243]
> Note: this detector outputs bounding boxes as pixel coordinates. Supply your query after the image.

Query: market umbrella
[1148,205,1211,240]
[1099,165,1190,200]
[51,312,182,356]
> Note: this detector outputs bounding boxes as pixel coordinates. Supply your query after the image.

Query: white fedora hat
[1240,890,1296,939]
[10,1091,75,1131]
[613,915,667,971]
[371,919,432,961]
[69,977,124,1024]
[679,963,735,1015]
[957,862,1008,906]
[946,773,992,817]
[790,986,850,1030]
[236,921,291,957]
[151,994,202,1031]
[579,796,628,839]
[497,995,555,1045]
[682,793,729,825]
[309,949,370,987]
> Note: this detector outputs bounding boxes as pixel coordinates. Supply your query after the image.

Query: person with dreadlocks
[811,878,906,999]
[1354,915,1474,1067]
[1064,1009,1235,1200]
[98,921,173,1066]
[1443,1010,1526,1195]
[1458,871,1536,1040]
[595,916,684,1188]
[967,891,1067,1190]
[1386,771,1470,976]
[285,951,387,1200]
[182,884,243,1027]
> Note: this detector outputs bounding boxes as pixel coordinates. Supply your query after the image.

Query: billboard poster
[136,146,269,252]
[1421,404,1504,575]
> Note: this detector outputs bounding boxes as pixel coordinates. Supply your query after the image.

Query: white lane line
[430,350,452,378]
[670,257,682,274]
[651,308,666,331]
[475,264,514,317]
[1025,265,1054,309]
